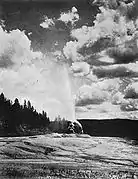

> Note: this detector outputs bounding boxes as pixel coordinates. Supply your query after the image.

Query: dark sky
[2,0,97,52]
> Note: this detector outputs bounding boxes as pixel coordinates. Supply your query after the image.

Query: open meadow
[0,134,137,178]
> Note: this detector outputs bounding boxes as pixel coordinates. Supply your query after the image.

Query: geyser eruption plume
[44,61,76,122]
[59,66,76,122]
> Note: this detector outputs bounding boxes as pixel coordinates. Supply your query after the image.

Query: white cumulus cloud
[58,7,79,26]
[75,84,110,106]
[71,62,90,76]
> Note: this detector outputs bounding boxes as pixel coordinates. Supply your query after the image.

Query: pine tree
[24,100,27,109]
[27,100,32,110]
[13,98,20,108]
[0,93,5,102]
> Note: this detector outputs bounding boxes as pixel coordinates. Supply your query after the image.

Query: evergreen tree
[24,100,27,109]
[27,100,32,110]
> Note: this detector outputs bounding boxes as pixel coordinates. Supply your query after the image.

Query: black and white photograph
[0,0,138,178]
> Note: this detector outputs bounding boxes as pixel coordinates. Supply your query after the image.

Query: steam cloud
[0,26,76,121]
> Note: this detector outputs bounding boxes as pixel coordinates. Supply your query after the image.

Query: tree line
[0,93,50,136]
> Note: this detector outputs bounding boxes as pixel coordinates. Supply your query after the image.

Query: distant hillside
[78,119,138,140]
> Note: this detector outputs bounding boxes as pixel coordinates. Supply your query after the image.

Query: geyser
[42,60,76,122]
[0,25,81,127]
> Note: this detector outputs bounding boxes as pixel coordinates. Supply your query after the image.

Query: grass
[0,162,137,179]
[0,134,138,178]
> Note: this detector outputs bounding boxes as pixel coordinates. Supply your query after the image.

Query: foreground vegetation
[0,134,137,178]
[1,163,136,179]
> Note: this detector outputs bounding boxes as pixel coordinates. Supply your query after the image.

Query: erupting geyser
[0,24,82,130]
[43,61,76,122]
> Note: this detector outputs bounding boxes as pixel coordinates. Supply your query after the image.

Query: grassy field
[0,134,138,178]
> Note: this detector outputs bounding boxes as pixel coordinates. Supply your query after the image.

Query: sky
[0,0,138,121]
